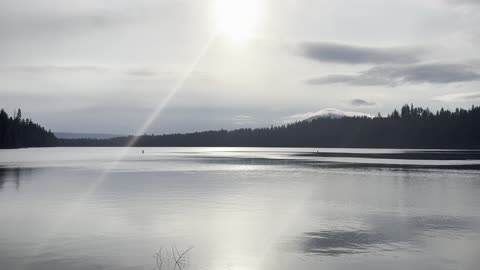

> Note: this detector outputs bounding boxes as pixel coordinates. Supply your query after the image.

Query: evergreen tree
[16,109,22,121]
[0,108,57,149]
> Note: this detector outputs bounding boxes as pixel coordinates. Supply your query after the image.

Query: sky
[1,0,480,134]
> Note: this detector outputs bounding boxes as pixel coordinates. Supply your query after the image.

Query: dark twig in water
[174,246,193,270]
[155,246,193,270]
[155,248,167,270]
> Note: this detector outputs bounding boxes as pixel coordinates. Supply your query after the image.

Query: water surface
[1,147,479,270]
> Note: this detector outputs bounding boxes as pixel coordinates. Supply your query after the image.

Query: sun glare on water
[213,0,262,42]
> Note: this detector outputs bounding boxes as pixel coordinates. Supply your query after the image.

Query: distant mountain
[55,132,122,140]
[304,108,371,121]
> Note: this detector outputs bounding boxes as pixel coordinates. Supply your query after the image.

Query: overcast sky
[1,0,480,134]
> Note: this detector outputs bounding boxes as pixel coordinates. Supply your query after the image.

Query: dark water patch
[186,156,480,170]
[299,230,385,256]
[289,215,476,256]
[298,150,480,160]
[0,167,35,191]
[308,162,480,170]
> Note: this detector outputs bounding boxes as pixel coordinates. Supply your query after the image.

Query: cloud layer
[297,42,421,64]
[434,92,480,102]
[1,0,480,134]
[447,0,480,6]
[351,99,376,106]
[306,63,480,86]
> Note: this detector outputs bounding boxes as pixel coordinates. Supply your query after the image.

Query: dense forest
[59,104,480,149]
[0,109,57,148]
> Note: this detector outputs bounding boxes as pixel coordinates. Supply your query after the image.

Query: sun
[212,0,261,42]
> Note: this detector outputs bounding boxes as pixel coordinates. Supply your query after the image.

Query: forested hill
[0,109,57,148]
[59,105,480,149]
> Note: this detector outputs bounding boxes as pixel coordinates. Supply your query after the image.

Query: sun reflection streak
[127,34,217,148]
[26,33,218,263]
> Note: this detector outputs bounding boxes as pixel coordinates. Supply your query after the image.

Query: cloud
[233,115,254,120]
[306,63,480,86]
[0,65,207,79]
[0,65,109,73]
[232,115,257,126]
[0,1,197,41]
[126,68,157,77]
[296,42,421,64]
[433,92,480,102]
[446,0,480,6]
[351,99,376,106]
[0,10,131,39]
[284,108,371,123]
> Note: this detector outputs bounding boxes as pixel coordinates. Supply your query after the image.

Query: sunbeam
[26,33,218,261]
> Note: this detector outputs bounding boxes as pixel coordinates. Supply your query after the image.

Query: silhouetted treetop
[59,104,480,149]
[0,108,57,149]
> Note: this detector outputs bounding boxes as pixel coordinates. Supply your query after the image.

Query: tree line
[0,109,57,148]
[59,104,480,149]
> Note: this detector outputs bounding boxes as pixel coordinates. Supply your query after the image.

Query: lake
[1,147,480,270]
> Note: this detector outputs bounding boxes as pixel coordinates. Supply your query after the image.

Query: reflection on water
[0,167,30,191]
[295,215,474,256]
[0,147,479,270]
[300,230,385,255]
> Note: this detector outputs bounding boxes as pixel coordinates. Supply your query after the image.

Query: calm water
[1,147,480,270]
